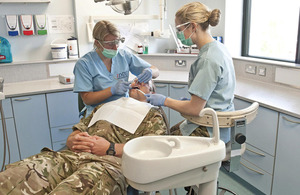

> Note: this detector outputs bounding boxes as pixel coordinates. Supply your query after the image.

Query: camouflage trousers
[170,120,210,137]
[0,148,126,195]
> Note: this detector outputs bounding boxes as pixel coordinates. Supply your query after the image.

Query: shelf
[0,59,77,67]
[0,0,50,3]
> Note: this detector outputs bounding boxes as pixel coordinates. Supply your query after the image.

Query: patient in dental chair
[0,80,167,195]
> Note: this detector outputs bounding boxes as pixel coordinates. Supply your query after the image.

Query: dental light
[94,0,142,15]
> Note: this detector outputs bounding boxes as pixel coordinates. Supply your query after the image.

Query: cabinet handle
[156,84,167,88]
[171,85,185,89]
[14,98,31,101]
[59,127,72,131]
[282,116,300,124]
[246,148,265,157]
[240,162,264,175]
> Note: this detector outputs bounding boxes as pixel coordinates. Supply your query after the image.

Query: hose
[0,100,10,172]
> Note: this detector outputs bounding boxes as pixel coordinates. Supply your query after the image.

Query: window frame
[241,0,300,64]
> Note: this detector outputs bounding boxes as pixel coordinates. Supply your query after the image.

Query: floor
[158,167,265,195]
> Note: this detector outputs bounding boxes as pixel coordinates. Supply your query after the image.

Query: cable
[0,100,10,172]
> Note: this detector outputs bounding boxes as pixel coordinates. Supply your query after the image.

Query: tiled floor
[158,167,265,195]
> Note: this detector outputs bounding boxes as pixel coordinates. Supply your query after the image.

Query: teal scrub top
[73,49,151,116]
[180,41,236,143]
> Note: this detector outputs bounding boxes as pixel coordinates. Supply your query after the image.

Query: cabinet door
[272,114,300,195]
[234,98,278,156]
[46,91,79,127]
[169,84,190,127]
[155,83,169,125]
[12,94,51,159]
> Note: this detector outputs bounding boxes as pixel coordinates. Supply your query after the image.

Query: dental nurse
[73,20,159,117]
[146,2,236,143]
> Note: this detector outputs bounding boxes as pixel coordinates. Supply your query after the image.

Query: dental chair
[122,102,259,195]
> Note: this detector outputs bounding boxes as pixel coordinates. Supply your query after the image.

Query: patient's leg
[0,150,75,194]
[49,156,126,195]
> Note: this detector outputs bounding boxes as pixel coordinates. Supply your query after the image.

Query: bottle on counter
[137,43,143,54]
[143,39,148,54]
[67,36,79,59]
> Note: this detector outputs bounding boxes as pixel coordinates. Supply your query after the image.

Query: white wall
[74,0,226,56]
[0,0,76,62]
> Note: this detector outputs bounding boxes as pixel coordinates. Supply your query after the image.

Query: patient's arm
[66,130,95,153]
[90,136,124,158]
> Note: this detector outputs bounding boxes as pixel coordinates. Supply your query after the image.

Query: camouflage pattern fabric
[0,105,167,195]
[170,120,210,137]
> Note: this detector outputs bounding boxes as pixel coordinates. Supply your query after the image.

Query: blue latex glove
[137,68,152,83]
[180,97,190,101]
[145,94,166,106]
[111,80,130,95]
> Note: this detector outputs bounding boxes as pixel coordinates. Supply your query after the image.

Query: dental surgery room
[0,0,300,194]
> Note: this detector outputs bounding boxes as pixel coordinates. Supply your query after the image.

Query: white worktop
[3,71,300,118]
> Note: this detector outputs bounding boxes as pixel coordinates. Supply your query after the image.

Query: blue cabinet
[233,98,278,195]
[46,91,79,151]
[12,94,51,159]
[0,98,20,168]
[155,83,169,124]
[154,82,190,128]
[169,84,190,127]
[272,114,300,195]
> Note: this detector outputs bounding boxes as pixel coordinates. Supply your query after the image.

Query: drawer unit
[242,144,274,174]
[50,124,74,143]
[235,158,272,195]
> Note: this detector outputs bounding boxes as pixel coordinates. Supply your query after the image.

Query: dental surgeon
[73,20,159,117]
[146,2,236,143]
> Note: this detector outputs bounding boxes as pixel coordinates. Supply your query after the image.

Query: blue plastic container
[0,36,13,63]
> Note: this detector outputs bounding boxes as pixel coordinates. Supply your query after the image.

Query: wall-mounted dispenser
[5,15,20,36]
[35,15,47,35]
[20,15,35,36]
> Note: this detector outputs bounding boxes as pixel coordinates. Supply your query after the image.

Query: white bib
[88,97,153,134]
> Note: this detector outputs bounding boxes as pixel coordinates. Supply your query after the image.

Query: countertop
[3,71,300,118]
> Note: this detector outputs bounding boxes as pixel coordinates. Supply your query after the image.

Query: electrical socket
[175,60,186,67]
[258,67,266,76]
[245,64,257,74]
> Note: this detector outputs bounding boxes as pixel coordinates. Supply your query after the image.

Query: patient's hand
[67,130,95,153]
[89,136,110,156]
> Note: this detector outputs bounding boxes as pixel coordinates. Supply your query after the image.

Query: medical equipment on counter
[0,36,13,63]
[67,37,79,59]
[51,39,67,60]
[5,15,20,36]
[35,15,48,35]
[122,102,259,195]
[59,74,74,84]
[20,15,35,36]
[0,77,10,172]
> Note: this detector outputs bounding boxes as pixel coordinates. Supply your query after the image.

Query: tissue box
[59,74,74,84]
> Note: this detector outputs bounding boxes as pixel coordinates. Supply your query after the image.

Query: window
[242,0,300,63]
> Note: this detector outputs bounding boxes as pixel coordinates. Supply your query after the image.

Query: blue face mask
[176,23,194,46]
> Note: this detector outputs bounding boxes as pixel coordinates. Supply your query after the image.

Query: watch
[106,142,116,156]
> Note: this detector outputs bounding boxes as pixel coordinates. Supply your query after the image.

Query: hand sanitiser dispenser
[0,37,12,63]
